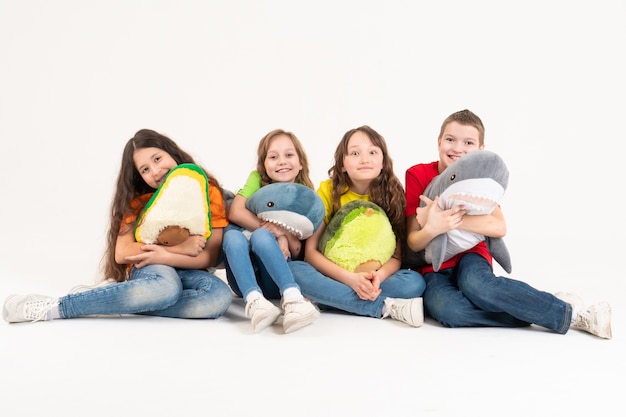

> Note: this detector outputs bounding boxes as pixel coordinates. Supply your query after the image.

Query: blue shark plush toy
[245,182,325,240]
[421,150,512,273]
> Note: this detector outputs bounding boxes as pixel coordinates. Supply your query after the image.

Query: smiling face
[133,147,179,189]
[264,133,303,183]
[342,130,384,190]
[437,121,484,173]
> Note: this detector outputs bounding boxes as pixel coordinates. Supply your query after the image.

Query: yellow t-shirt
[317,179,370,224]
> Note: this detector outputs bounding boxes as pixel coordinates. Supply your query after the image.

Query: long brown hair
[328,125,407,250]
[101,129,222,282]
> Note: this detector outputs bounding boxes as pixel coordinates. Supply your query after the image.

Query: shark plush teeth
[439,179,504,213]
[422,150,512,273]
[245,182,324,240]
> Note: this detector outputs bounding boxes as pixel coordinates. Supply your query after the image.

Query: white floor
[1,268,623,417]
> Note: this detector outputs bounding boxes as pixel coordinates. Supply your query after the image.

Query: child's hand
[364,270,381,292]
[416,195,435,227]
[276,235,291,259]
[178,235,206,256]
[349,272,382,301]
[420,195,466,235]
[260,221,287,238]
[125,244,168,268]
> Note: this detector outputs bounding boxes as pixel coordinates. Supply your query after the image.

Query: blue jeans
[288,260,426,318]
[223,228,300,300]
[423,252,572,333]
[58,264,232,319]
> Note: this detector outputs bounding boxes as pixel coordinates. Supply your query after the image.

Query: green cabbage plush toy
[319,200,396,273]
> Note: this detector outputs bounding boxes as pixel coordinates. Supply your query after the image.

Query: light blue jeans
[58,264,232,319]
[288,260,426,318]
[222,228,299,300]
[423,252,572,334]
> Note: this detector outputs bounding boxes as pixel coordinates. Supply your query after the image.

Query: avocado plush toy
[319,200,396,273]
[134,163,211,246]
[244,182,324,240]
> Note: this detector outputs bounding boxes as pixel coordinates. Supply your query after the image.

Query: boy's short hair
[439,109,485,146]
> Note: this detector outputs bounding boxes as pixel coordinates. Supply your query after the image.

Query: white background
[1,2,624,416]
[1,0,624,295]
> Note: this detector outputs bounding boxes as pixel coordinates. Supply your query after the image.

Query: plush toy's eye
[450,174,456,181]
[266,201,275,208]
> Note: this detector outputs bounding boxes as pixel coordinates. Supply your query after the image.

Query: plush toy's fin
[135,163,211,244]
[428,234,448,272]
[487,237,512,273]
[428,235,512,273]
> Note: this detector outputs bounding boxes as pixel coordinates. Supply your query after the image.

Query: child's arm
[115,224,218,269]
[115,224,149,263]
[457,205,506,238]
[228,194,262,231]
[304,223,381,301]
[204,227,224,268]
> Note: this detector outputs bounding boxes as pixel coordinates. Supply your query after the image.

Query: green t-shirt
[237,171,263,199]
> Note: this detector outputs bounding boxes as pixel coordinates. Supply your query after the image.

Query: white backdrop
[1,0,624,300]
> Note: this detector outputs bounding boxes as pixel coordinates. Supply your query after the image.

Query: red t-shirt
[404,161,492,274]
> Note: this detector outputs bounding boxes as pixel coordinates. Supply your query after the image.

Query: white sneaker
[570,302,612,339]
[383,297,424,327]
[245,296,281,333]
[3,294,59,323]
[282,299,320,333]
[554,291,586,311]
[555,292,613,339]
[69,277,117,294]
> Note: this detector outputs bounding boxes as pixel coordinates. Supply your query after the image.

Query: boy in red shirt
[404,109,611,339]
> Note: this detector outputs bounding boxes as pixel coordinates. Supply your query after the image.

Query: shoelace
[390,303,407,321]
[574,310,591,330]
[244,298,259,317]
[381,298,394,319]
[24,299,58,322]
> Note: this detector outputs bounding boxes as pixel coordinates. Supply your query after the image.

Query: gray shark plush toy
[420,150,512,273]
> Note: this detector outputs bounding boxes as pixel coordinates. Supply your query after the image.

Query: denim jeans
[58,264,232,319]
[288,260,426,318]
[222,228,300,300]
[423,252,572,333]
